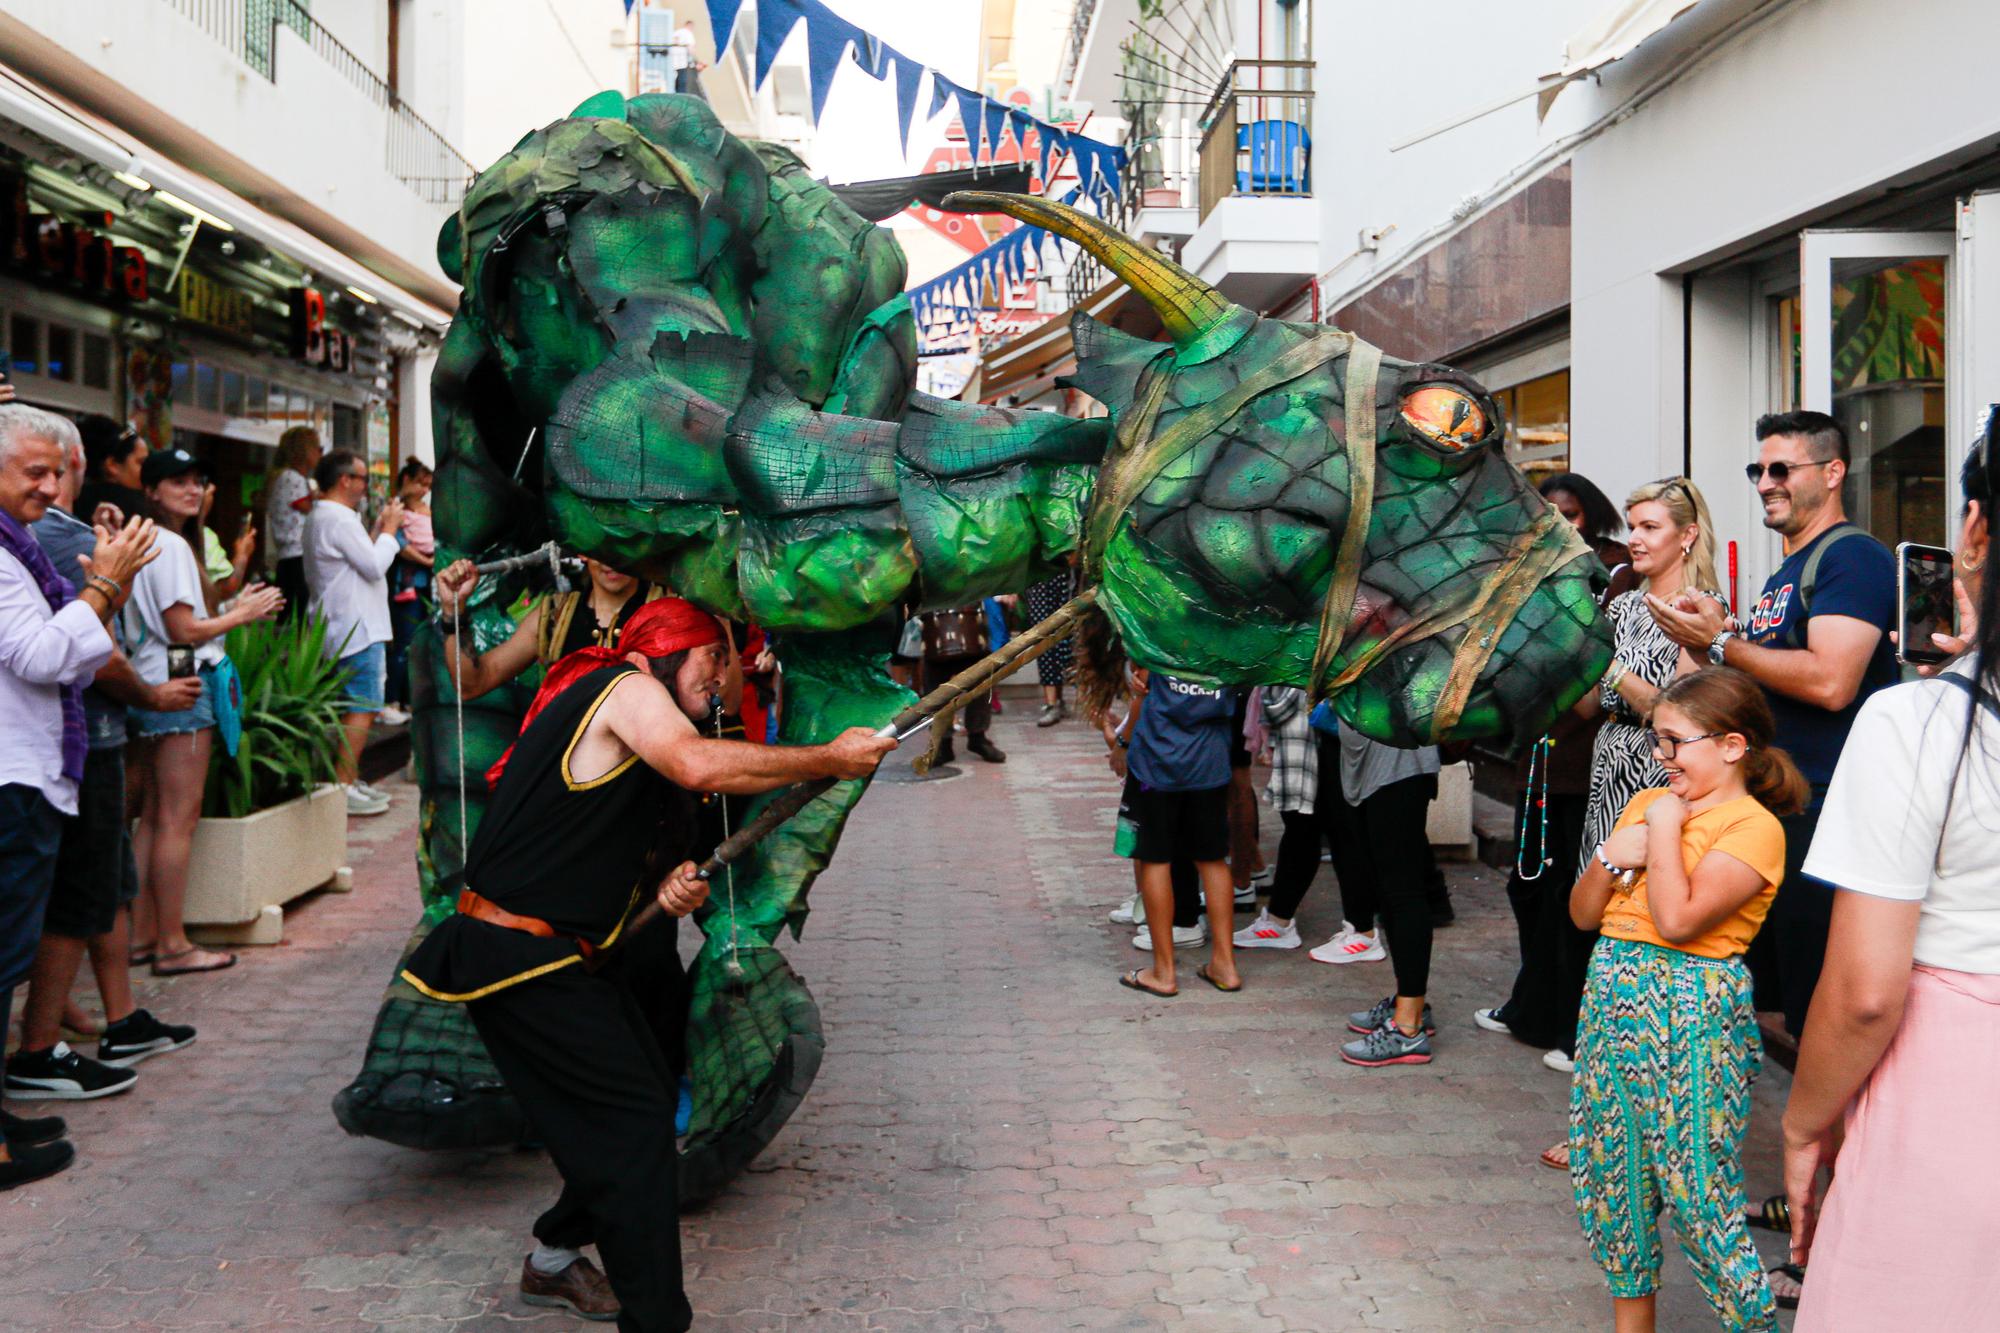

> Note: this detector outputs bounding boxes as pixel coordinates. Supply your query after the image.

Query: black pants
[1499,790,1593,1053]
[1766,796,1830,1039]
[1268,807,1326,922]
[275,556,309,623]
[1325,773,1438,998]
[467,936,692,1332]
[925,654,991,737]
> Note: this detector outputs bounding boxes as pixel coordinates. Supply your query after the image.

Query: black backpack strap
[1785,524,1868,649]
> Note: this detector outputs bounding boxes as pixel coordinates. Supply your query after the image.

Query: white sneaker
[1233,884,1258,907]
[1309,924,1385,965]
[1543,1049,1576,1074]
[355,780,391,801]
[1473,1007,1513,1034]
[1108,895,1145,926]
[1132,921,1207,950]
[378,705,411,726]
[1250,866,1276,891]
[1232,910,1300,949]
[345,783,390,816]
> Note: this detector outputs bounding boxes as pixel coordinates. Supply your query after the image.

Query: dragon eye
[1399,386,1487,450]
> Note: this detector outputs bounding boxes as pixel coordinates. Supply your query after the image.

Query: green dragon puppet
[333,92,1613,1200]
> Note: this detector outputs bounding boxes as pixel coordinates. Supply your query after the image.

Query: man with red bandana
[402,596,893,1331]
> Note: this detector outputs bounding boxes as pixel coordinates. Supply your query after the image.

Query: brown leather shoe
[520,1255,620,1322]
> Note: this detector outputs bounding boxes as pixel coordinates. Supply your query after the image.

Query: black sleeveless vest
[401,665,695,1002]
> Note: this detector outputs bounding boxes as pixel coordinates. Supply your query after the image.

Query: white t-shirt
[266,468,311,561]
[1804,659,2000,974]
[123,529,224,684]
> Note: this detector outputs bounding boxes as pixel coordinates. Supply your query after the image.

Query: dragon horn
[942,191,1232,349]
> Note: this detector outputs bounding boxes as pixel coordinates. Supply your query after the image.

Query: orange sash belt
[456,889,597,960]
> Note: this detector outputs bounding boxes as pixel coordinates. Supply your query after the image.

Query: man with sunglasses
[1648,410,1896,1044]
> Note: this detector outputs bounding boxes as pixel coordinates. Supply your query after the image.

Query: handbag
[896,616,925,659]
[1308,699,1340,736]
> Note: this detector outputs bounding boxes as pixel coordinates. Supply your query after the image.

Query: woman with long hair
[265,426,321,621]
[1779,432,1998,1330]
[125,449,284,975]
[1476,472,1633,1082]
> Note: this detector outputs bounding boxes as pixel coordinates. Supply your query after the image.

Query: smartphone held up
[1895,541,1957,667]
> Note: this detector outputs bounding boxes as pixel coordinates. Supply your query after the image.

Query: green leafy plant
[202,615,349,819]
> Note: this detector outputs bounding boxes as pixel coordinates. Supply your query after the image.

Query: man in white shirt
[303,450,404,816]
[0,403,159,1189]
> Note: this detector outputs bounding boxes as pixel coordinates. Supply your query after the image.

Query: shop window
[244,378,266,420]
[1772,258,1947,550]
[221,370,244,416]
[1494,369,1571,479]
[170,359,191,406]
[81,334,111,390]
[44,325,72,382]
[9,315,38,376]
[194,363,220,412]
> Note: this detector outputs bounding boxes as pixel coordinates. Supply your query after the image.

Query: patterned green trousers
[1570,937,1777,1331]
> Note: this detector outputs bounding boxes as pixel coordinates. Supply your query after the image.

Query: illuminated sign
[288,286,354,373]
[0,174,148,301]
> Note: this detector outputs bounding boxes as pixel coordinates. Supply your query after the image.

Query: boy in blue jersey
[1108,668,1241,995]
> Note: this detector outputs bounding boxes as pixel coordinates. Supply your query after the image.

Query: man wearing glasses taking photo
[1647,410,1897,1041]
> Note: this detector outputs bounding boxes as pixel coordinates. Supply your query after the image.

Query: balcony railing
[1197,60,1313,221]
[164,0,475,206]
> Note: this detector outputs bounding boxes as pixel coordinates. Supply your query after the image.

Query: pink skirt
[1796,964,2000,1331]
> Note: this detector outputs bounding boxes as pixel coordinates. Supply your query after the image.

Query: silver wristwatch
[1707,629,1735,665]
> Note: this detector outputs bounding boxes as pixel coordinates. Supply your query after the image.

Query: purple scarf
[0,507,87,783]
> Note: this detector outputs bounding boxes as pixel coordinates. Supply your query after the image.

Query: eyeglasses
[1744,459,1831,484]
[1647,729,1724,759]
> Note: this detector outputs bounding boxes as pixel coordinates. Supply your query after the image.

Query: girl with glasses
[1568,667,1809,1332]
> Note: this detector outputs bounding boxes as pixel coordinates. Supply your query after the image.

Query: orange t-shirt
[1597,789,1788,959]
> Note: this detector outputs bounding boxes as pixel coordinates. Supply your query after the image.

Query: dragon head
[948,192,1612,748]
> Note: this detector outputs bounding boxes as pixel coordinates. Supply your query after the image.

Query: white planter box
[184,785,347,927]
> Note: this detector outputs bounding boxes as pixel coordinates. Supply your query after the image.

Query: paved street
[5,705,1797,1331]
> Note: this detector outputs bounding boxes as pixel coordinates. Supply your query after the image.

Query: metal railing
[1197,60,1313,221]
[163,0,476,206]
[1060,0,1100,94]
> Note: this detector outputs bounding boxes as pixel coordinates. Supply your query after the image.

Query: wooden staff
[602,588,1098,961]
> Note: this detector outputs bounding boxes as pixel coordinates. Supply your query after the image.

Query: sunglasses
[1744,459,1831,484]
[1647,729,1724,760]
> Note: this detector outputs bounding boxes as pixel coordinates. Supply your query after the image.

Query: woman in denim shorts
[124,449,284,976]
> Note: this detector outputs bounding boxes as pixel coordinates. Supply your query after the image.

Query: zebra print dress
[1576,587,1719,869]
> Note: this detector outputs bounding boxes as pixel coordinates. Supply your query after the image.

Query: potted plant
[183,615,350,933]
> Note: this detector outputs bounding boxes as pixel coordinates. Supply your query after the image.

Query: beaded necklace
[1515,734,1554,881]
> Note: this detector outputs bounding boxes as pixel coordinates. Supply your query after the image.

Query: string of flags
[908,191,1085,334]
[704,0,1127,209]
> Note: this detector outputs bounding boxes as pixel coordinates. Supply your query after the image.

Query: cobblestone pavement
[5,706,1798,1330]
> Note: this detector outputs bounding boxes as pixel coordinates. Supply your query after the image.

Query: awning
[829,164,1033,222]
[1538,0,1705,117]
[0,71,453,334]
[976,277,1130,403]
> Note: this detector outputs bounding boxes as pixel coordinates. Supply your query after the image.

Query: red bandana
[484,596,724,788]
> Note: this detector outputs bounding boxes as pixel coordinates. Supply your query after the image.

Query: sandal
[1195,964,1241,993]
[152,946,237,976]
[1745,1193,1791,1233]
[1538,1142,1569,1171]
[128,948,156,967]
[1118,969,1177,998]
[1766,1262,1805,1311]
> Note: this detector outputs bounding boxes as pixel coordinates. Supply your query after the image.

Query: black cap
[139,447,208,487]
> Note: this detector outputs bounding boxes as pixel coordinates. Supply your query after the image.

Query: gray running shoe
[1340,1023,1433,1067]
[1345,996,1436,1036]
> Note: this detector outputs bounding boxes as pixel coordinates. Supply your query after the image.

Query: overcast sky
[804,0,982,184]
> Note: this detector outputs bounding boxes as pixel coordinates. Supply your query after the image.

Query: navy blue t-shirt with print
[1741,525,1897,789]
[1129,676,1236,792]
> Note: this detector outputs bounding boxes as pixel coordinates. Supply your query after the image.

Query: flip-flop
[1195,964,1241,993]
[128,949,156,967]
[1745,1193,1791,1232]
[152,947,237,976]
[1118,969,1177,998]
[1539,1142,1570,1171]
[1767,1262,1805,1311]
